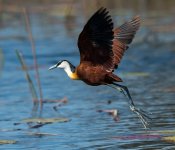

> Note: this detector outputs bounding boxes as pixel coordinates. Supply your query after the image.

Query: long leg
[107,83,151,129]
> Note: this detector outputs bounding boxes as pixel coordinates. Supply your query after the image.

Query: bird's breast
[76,63,107,86]
[69,72,80,80]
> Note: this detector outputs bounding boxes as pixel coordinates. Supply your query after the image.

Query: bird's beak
[48,64,57,70]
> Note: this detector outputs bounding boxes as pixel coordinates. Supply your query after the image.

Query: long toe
[130,105,151,129]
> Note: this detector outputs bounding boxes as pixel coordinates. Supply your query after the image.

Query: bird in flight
[49,7,151,128]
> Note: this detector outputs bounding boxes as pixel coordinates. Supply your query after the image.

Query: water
[0,1,175,149]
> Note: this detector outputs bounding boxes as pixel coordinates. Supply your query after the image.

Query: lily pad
[0,140,17,145]
[22,118,70,124]
[163,136,175,142]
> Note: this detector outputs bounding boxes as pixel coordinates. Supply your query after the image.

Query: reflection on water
[0,0,175,149]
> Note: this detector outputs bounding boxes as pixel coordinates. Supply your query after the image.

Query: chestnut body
[77,61,122,86]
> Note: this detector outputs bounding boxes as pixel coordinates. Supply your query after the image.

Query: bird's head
[49,60,71,70]
[49,60,79,80]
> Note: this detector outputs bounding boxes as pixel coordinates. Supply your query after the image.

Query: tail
[106,73,123,83]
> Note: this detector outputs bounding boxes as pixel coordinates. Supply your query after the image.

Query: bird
[49,7,151,128]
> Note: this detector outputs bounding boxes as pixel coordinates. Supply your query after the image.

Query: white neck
[64,65,73,78]
[58,61,77,79]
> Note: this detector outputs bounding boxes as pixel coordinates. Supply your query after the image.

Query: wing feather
[113,16,140,68]
[78,8,140,71]
[78,7,114,72]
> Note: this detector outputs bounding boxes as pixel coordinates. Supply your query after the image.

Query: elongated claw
[137,108,152,120]
[108,83,151,129]
[130,105,151,129]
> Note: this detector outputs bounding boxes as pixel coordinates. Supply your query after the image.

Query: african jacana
[49,7,151,128]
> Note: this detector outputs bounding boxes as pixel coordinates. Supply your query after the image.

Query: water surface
[0,1,175,149]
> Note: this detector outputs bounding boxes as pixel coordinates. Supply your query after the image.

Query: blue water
[0,2,175,149]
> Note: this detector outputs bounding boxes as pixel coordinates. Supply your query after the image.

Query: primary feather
[78,8,140,72]
[78,7,114,72]
[113,16,141,68]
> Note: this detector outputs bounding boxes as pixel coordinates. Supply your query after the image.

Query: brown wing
[113,16,140,68]
[78,7,114,72]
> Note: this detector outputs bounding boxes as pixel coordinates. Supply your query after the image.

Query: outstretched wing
[113,16,140,68]
[78,7,114,72]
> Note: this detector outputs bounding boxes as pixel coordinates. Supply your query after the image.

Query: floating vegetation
[0,128,21,132]
[97,109,119,122]
[150,130,175,134]
[52,97,68,111]
[0,140,17,145]
[163,87,175,92]
[27,132,58,137]
[147,130,175,143]
[122,72,150,77]
[14,118,70,129]
[163,136,175,143]
[22,117,70,124]
[111,134,161,140]
[43,97,68,103]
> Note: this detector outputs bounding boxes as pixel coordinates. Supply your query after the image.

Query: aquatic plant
[16,50,38,105]
[23,8,43,107]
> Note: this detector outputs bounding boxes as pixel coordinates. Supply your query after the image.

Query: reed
[16,50,38,104]
[23,8,43,107]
